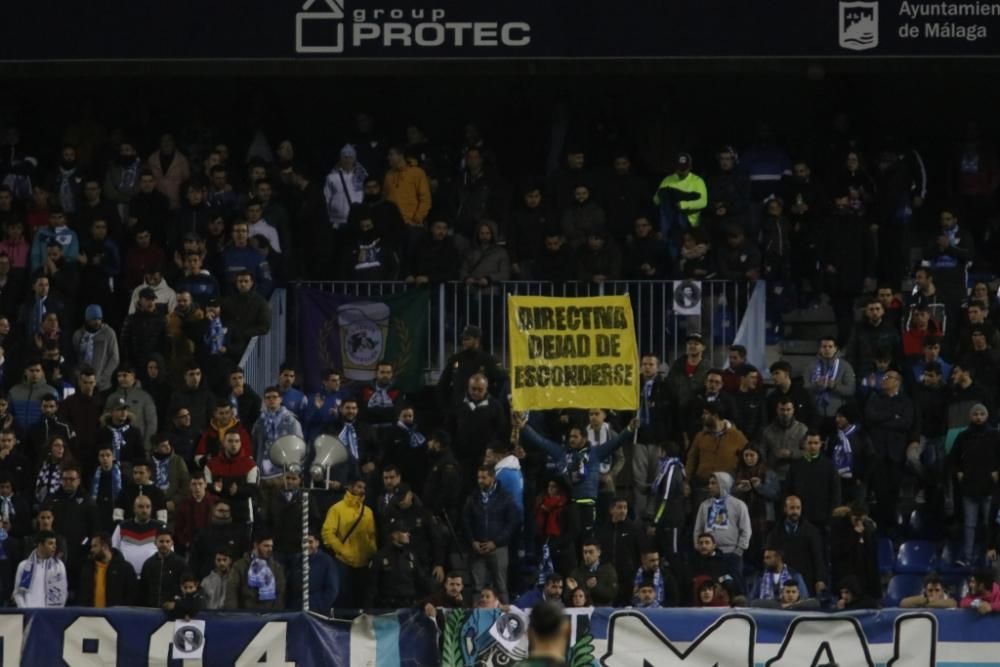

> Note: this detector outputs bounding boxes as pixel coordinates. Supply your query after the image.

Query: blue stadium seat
[895,540,938,574]
[878,537,895,576]
[939,542,973,574]
[884,574,924,606]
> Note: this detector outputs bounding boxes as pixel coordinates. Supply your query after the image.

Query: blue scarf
[0,527,7,560]
[0,495,15,522]
[397,421,426,449]
[705,493,730,532]
[17,550,67,607]
[480,482,497,506]
[79,330,97,365]
[263,409,283,443]
[535,542,554,587]
[90,465,123,501]
[811,357,840,410]
[35,462,61,504]
[588,424,613,473]
[110,423,130,461]
[57,167,76,213]
[118,158,140,191]
[833,425,856,478]
[757,565,792,600]
[641,379,654,425]
[340,422,358,460]
[368,384,394,408]
[565,447,590,486]
[205,317,225,355]
[247,554,276,602]
[633,566,665,605]
[153,456,170,490]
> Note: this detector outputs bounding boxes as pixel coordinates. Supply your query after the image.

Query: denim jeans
[963,496,993,561]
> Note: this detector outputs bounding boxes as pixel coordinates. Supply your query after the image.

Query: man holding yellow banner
[507,295,641,411]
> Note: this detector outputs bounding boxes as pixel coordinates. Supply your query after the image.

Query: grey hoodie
[104,385,158,445]
[693,472,752,556]
[72,323,120,391]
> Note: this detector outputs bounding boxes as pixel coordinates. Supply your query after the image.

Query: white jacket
[323,166,365,228]
[13,554,67,608]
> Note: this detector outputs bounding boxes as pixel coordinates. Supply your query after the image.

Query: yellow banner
[508,294,639,411]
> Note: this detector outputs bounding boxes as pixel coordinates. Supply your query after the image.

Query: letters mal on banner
[508,295,639,411]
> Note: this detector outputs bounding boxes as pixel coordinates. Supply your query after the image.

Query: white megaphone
[270,435,308,474]
[311,434,349,482]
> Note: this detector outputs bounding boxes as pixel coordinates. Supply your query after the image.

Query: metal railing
[238,288,288,396]
[293,280,754,379]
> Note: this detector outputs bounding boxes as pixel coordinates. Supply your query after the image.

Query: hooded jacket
[72,323,120,391]
[104,386,157,445]
[321,490,377,568]
[693,472,752,556]
[494,454,524,514]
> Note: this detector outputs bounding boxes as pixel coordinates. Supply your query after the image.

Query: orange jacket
[383,165,431,226]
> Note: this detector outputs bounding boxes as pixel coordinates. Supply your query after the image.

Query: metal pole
[302,487,310,612]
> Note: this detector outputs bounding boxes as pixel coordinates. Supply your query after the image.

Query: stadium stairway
[771,303,839,379]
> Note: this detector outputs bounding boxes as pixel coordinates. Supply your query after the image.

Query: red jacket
[205,453,259,484]
[173,493,217,550]
[961,582,1000,612]
[196,420,251,463]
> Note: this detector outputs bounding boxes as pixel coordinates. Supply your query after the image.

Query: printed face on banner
[673,280,702,316]
[508,295,639,411]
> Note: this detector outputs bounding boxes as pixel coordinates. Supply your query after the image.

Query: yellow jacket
[321,491,377,568]
[383,165,431,226]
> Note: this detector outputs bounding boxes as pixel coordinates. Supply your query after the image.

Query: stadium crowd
[0,109,999,617]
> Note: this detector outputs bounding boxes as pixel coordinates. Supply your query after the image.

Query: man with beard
[360,362,405,426]
[405,218,460,285]
[103,141,143,220]
[46,145,83,216]
[78,531,137,607]
[532,230,576,283]
[323,398,376,491]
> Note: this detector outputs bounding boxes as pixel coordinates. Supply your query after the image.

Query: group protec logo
[295,0,531,54]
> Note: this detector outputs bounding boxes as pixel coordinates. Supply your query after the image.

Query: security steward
[365,517,433,609]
